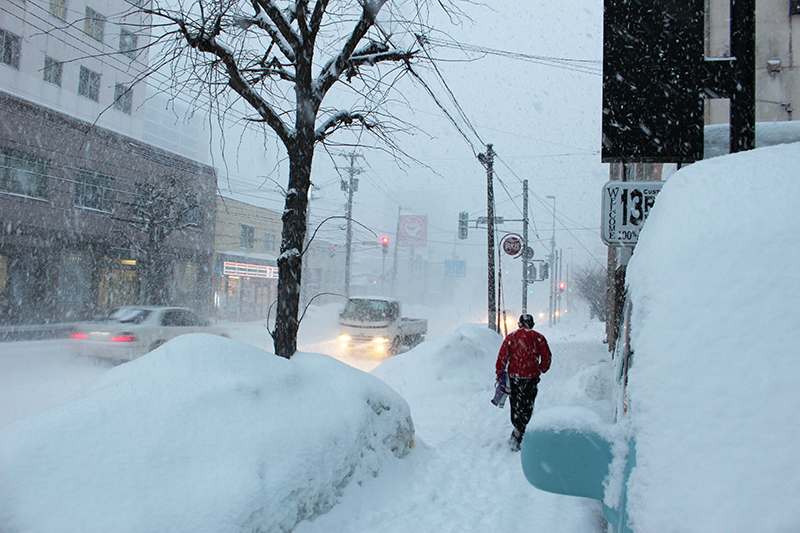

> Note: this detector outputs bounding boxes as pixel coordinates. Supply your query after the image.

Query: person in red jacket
[495,313,552,451]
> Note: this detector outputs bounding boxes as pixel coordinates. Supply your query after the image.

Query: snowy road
[0,312,611,532]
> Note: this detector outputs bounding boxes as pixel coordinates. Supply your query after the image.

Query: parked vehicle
[71,306,227,362]
[338,297,427,356]
[519,143,800,532]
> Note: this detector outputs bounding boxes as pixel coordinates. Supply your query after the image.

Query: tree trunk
[273,134,314,358]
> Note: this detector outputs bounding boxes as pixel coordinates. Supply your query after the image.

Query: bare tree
[117,176,203,306]
[571,264,607,322]
[130,0,460,357]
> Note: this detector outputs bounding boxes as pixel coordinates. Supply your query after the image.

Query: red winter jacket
[495,327,552,380]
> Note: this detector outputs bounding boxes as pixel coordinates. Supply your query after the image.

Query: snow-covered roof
[704,120,800,159]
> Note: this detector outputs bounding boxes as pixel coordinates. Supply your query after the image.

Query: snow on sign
[601,181,664,245]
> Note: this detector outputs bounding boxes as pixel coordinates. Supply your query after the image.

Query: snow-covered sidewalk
[296,320,611,533]
[1,312,611,532]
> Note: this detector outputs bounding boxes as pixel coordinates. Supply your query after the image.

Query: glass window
[119,29,137,59]
[84,7,105,42]
[110,307,151,324]
[340,299,399,322]
[43,56,62,86]
[264,232,276,252]
[113,84,132,114]
[240,224,254,249]
[78,66,100,101]
[0,148,48,198]
[49,0,68,20]
[75,169,114,212]
[0,29,22,70]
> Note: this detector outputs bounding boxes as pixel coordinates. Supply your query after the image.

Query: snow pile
[371,323,502,400]
[623,142,800,532]
[0,334,413,533]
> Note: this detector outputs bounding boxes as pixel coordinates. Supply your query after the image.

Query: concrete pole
[522,179,529,314]
[485,145,497,332]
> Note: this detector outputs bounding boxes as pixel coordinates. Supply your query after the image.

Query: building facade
[212,196,281,322]
[0,0,217,324]
[706,0,799,123]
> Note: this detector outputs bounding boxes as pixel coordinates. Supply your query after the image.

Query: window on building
[264,232,276,252]
[84,7,105,42]
[113,84,132,114]
[49,0,68,20]
[0,29,21,70]
[240,224,255,249]
[75,169,114,212]
[119,29,137,59]
[0,148,49,199]
[78,66,100,101]
[43,56,63,86]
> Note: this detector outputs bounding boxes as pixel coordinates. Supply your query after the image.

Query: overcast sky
[185,0,609,314]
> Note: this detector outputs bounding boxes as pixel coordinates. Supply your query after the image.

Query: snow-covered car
[519,143,800,532]
[71,306,227,362]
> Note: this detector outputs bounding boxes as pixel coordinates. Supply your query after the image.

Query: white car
[71,306,227,362]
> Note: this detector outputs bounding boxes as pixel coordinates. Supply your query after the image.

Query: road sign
[601,181,664,245]
[444,259,467,278]
[501,234,523,257]
[522,247,534,260]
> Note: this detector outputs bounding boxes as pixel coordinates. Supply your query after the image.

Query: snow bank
[624,142,800,532]
[371,323,502,399]
[0,334,413,533]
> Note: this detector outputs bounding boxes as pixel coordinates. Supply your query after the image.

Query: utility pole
[522,179,529,314]
[547,195,556,327]
[479,144,497,333]
[339,152,363,298]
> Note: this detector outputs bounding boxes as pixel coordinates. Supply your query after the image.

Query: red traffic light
[381,236,389,248]
[558,282,566,292]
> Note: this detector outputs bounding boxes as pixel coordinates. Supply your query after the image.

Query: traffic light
[525,263,537,281]
[381,236,389,249]
[458,211,469,240]
[540,263,549,280]
[558,281,566,292]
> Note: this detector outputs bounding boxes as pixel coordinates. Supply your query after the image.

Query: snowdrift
[0,334,414,533]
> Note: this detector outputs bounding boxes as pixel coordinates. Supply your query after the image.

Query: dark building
[0,91,217,324]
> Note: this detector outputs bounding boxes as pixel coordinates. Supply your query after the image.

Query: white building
[1,0,151,137]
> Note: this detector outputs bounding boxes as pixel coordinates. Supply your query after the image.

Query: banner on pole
[397,215,428,247]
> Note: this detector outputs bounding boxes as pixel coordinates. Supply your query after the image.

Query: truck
[338,297,427,356]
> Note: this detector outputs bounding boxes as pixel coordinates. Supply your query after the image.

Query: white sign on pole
[601,181,664,245]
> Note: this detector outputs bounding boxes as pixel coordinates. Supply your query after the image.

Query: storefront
[213,253,278,322]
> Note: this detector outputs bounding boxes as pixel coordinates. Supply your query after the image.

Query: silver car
[71,306,226,362]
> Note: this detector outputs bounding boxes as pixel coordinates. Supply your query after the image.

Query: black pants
[509,377,539,445]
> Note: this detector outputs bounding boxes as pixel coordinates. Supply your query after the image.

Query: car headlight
[373,337,389,344]
[339,334,351,342]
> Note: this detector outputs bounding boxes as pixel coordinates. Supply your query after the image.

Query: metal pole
[547,195,556,327]
[730,0,756,154]
[522,179,529,314]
